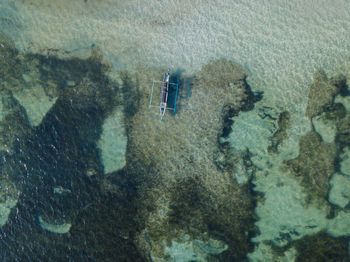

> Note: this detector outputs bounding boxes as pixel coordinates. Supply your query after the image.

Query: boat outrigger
[149,70,179,120]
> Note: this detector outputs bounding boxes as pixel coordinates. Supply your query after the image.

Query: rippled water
[0,1,350,261]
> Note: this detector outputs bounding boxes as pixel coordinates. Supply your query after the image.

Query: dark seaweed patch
[268,111,290,154]
[293,232,350,262]
[221,78,263,138]
[285,130,337,201]
[0,36,149,261]
[165,175,257,262]
[120,70,141,120]
[0,32,23,82]
[286,71,350,204]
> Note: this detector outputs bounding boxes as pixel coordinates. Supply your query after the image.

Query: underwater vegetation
[286,71,349,203]
[293,232,350,262]
[268,111,291,154]
[268,231,350,262]
[223,65,350,260]
[0,31,147,261]
[286,130,337,202]
[1,26,350,261]
[1,28,264,261]
[122,59,262,261]
[0,32,23,84]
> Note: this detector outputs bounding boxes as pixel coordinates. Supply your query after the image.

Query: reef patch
[0,32,148,261]
[123,59,261,261]
[292,232,350,262]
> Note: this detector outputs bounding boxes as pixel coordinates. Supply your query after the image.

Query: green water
[0,1,350,261]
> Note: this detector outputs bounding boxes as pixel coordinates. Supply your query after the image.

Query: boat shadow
[168,69,193,115]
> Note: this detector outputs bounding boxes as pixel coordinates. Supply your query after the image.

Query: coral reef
[0,38,32,225]
[281,71,350,260]
[0,31,23,84]
[305,71,345,119]
[285,130,337,201]
[1,32,57,128]
[251,163,329,248]
[292,232,350,262]
[2,21,349,259]
[0,35,145,261]
[0,89,32,153]
[121,59,260,261]
[286,71,349,202]
[233,70,350,260]
[268,111,291,154]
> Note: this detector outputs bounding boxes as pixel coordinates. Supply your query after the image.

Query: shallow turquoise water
[0,1,350,261]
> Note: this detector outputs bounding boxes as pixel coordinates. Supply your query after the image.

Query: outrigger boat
[149,70,179,120]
